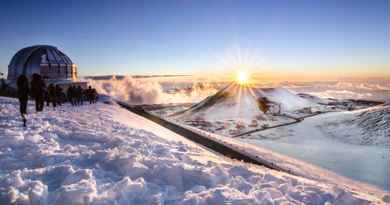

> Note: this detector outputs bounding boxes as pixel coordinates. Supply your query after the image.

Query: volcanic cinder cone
[171,82,268,122]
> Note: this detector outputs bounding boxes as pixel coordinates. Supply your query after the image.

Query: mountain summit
[174,83,267,122]
[171,82,315,122]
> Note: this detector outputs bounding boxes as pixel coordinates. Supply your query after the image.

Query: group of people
[16,73,98,127]
[66,85,97,106]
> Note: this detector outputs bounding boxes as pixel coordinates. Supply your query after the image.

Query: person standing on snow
[55,85,63,106]
[67,85,75,106]
[92,88,97,103]
[86,86,94,104]
[30,74,45,112]
[16,75,29,127]
[48,84,57,108]
[76,86,83,105]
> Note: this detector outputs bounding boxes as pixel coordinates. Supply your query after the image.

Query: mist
[88,76,220,104]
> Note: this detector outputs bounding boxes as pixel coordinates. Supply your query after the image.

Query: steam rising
[89,76,219,104]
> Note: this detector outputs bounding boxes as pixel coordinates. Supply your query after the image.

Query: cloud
[283,80,390,101]
[89,76,219,104]
[308,90,373,100]
[89,76,390,104]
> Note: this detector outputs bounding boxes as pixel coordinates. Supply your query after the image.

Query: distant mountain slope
[320,105,390,147]
[171,82,322,122]
[171,83,267,122]
[259,87,316,112]
[353,105,390,146]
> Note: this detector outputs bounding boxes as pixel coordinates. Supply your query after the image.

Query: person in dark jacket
[92,88,97,103]
[16,75,29,127]
[86,86,93,104]
[76,86,83,105]
[45,89,50,106]
[67,86,74,106]
[55,85,63,106]
[48,84,57,108]
[30,74,45,112]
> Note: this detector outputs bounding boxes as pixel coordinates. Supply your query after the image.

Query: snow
[162,83,381,139]
[175,85,318,122]
[232,107,390,191]
[318,105,390,147]
[0,97,388,204]
[168,84,314,137]
[199,86,262,122]
[174,83,267,123]
[257,88,316,112]
[161,114,390,202]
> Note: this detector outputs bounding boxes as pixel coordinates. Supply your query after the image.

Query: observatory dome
[7,45,77,81]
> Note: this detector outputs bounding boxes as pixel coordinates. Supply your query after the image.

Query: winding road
[232,112,334,138]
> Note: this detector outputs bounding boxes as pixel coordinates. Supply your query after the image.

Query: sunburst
[236,70,249,85]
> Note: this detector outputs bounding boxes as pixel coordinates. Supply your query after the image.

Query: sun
[236,70,249,84]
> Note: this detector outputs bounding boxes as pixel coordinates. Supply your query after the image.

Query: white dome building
[7,45,86,89]
[7,45,78,81]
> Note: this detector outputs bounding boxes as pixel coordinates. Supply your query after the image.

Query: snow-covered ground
[239,107,390,192]
[319,105,390,148]
[0,97,389,204]
[257,88,318,113]
[156,82,382,139]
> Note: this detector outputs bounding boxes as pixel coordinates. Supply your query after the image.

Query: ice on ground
[0,97,387,204]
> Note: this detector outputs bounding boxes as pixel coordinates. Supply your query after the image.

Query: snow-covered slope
[258,88,316,112]
[319,105,390,148]
[0,97,388,204]
[172,83,266,122]
[172,83,324,122]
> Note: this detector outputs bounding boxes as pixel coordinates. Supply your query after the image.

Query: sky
[0,0,389,81]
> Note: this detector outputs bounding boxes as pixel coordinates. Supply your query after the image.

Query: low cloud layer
[89,76,219,104]
[89,76,390,104]
[284,80,390,102]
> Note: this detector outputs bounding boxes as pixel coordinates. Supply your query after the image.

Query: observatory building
[7,45,85,87]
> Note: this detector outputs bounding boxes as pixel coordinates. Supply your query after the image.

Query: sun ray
[235,84,243,119]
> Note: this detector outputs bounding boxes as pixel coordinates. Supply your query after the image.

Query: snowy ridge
[172,83,267,122]
[163,115,385,186]
[258,88,316,112]
[354,105,390,147]
[149,110,390,204]
[0,97,388,204]
[165,84,336,138]
[172,83,325,124]
[319,105,390,148]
